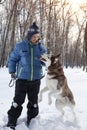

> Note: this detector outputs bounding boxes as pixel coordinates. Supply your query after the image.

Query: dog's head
[41,54,61,69]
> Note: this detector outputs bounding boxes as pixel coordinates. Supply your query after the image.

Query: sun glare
[69,0,86,11]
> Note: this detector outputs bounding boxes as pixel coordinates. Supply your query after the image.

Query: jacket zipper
[18,67,23,77]
[30,46,34,81]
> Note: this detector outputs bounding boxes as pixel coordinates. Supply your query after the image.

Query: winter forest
[0,0,87,70]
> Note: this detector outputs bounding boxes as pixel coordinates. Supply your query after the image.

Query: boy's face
[30,34,40,44]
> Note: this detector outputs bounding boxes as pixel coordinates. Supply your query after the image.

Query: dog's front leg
[48,90,58,105]
[70,105,76,122]
[38,86,49,102]
[48,91,54,105]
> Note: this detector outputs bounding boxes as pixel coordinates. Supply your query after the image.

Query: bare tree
[0,0,19,67]
[72,15,86,67]
[0,0,6,4]
[0,0,87,68]
[84,22,87,72]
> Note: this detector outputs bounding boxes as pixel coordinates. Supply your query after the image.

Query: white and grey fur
[39,54,76,119]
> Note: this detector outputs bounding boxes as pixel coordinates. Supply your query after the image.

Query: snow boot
[7,124,15,130]
[26,117,31,127]
[7,115,17,130]
[7,125,15,130]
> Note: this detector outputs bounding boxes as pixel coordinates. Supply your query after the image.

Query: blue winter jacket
[8,39,47,81]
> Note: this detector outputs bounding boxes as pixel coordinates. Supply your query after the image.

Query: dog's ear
[56,54,62,63]
[57,53,61,57]
[56,54,61,58]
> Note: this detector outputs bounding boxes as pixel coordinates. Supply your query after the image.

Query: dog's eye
[52,60,56,65]
[54,59,57,64]
[53,62,56,65]
[54,60,57,64]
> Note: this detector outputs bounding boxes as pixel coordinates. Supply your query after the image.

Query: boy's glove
[9,73,16,87]
[11,73,16,80]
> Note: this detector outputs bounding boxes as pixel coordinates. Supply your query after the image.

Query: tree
[0,0,6,4]
[0,0,19,67]
[84,22,87,72]
[0,0,87,68]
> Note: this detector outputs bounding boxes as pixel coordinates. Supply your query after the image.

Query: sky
[0,67,87,130]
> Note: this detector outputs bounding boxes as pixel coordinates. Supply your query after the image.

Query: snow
[0,67,87,130]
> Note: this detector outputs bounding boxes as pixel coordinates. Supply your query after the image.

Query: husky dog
[39,54,76,118]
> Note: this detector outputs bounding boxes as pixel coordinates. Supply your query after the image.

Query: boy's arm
[8,44,20,73]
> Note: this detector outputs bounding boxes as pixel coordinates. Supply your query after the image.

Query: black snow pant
[7,79,40,125]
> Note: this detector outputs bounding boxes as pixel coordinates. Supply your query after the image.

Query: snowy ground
[0,67,87,130]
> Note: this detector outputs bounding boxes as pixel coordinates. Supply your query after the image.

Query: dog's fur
[39,54,76,118]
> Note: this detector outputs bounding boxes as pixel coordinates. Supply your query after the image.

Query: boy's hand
[11,73,16,80]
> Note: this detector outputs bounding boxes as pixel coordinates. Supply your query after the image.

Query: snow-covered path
[0,67,87,130]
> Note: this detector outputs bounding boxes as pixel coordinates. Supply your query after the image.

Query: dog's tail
[62,79,75,105]
[68,94,75,105]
